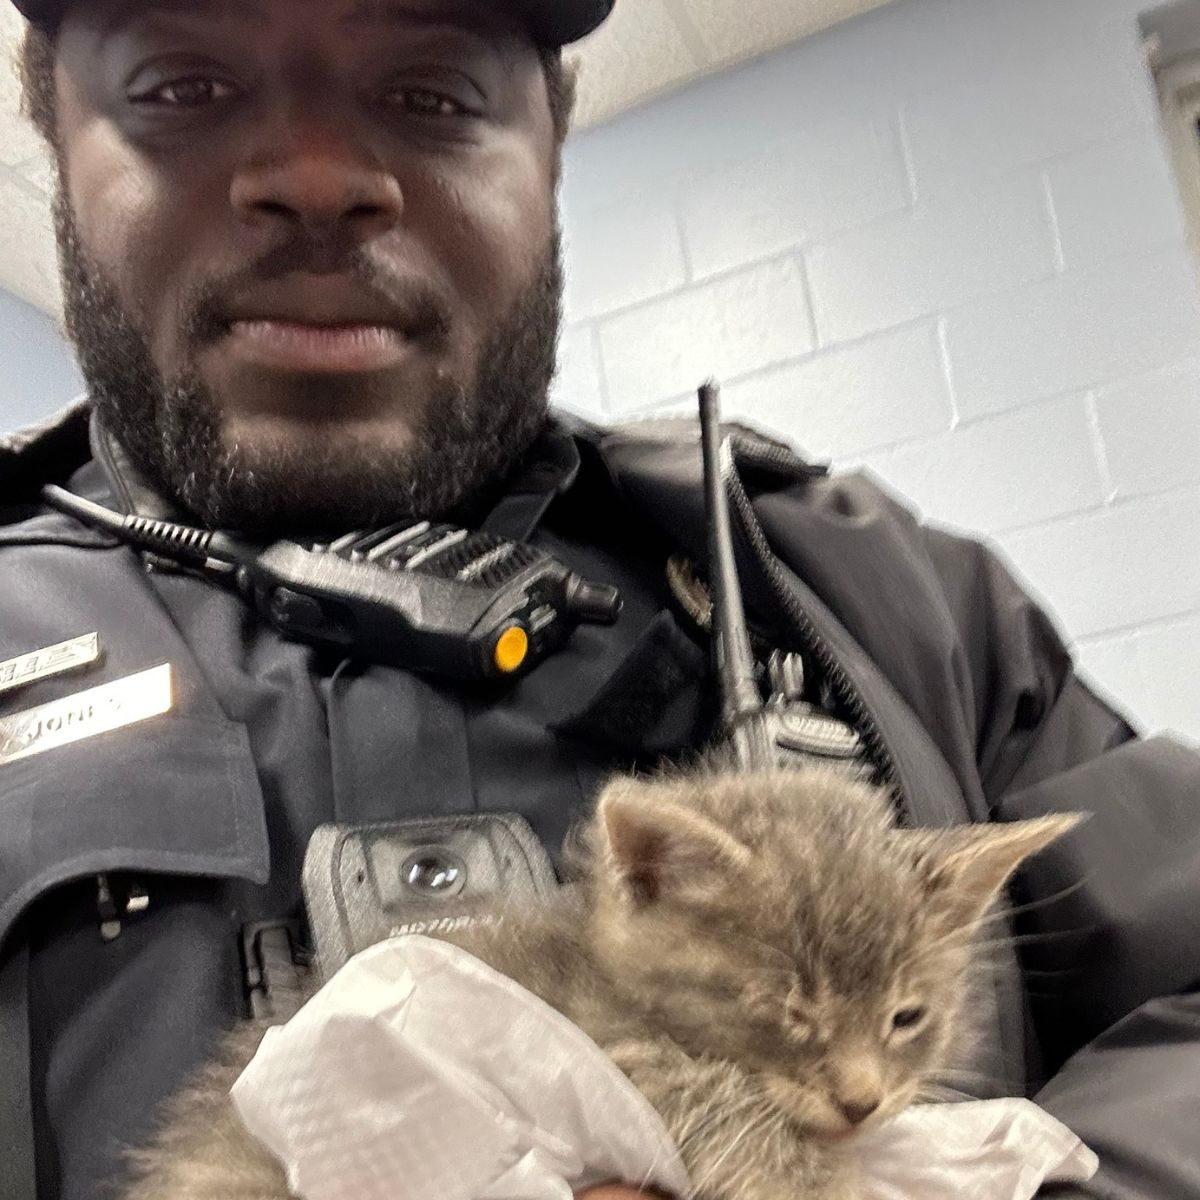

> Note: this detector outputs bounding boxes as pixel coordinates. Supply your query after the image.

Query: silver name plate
[0,632,102,698]
[0,663,173,768]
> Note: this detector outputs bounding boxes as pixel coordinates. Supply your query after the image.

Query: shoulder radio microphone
[40,486,622,683]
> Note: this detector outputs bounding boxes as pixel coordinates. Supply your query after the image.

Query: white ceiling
[0,0,892,318]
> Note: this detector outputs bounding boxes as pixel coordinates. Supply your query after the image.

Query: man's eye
[387,87,470,118]
[132,77,239,108]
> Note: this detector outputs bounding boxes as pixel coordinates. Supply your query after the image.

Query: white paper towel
[231,935,1098,1200]
[854,1099,1097,1200]
[231,936,690,1200]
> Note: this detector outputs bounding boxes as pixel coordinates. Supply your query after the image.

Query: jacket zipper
[725,437,904,806]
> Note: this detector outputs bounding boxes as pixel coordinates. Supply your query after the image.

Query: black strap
[241,921,312,1022]
[481,425,581,542]
[0,397,91,508]
[0,941,37,1200]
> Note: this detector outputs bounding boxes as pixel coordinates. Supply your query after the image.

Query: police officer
[0,2,1198,1199]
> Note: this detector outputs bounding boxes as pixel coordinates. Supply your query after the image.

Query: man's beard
[55,199,563,537]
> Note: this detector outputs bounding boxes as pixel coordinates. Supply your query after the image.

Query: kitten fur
[121,767,1079,1200]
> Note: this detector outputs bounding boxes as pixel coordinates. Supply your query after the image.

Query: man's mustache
[184,234,453,347]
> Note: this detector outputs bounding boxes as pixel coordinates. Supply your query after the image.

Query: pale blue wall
[0,289,83,433]
[553,0,1200,741]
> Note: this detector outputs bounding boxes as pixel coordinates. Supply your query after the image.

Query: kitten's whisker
[674,1087,766,1154]
[903,921,1095,974]
[976,922,1096,943]
[971,938,1084,954]
[632,1138,674,1197]
[968,928,1098,954]
[896,932,977,974]
[772,1108,792,1176]
[678,1088,770,1156]
[972,876,1095,925]
[904,884,1097,968]
[688,1101,777,1197]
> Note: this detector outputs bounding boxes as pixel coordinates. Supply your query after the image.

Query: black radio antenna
[698,381,773,770]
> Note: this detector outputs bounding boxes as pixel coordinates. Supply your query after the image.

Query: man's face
[51,0,562,532]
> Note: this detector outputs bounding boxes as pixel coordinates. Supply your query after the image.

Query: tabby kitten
[122,767,1078,1200]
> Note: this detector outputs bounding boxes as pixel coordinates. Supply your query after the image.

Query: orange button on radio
[493,625,530,674]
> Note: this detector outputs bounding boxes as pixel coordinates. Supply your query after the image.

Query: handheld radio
[699,382,870,777]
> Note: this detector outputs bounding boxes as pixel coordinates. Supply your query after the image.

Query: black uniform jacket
[1,401,1198,1200]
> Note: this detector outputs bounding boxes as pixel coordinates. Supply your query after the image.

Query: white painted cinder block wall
[554,0,1200,742]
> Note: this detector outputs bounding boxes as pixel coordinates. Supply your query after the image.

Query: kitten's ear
[596,781,752,907]
[913,813,1085,931]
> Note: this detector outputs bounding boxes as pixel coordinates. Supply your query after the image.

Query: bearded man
[0,2,1198,1199]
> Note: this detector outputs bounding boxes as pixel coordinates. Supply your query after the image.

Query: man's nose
[231,125,404,241]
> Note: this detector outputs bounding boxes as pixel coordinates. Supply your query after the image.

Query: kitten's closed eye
[888,1006,927,1034]
[784,993,825,1046]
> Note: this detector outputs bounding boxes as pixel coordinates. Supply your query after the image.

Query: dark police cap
[8,0,615,46]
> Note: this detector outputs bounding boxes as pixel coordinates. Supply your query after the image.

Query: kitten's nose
[837,1096,882,1125]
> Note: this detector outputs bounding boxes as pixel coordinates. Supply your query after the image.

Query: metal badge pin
[0,663,174,768]
[0,632,102,699]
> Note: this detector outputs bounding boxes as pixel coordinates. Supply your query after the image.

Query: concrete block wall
[555,0,1200,741]
[0,287,83,431]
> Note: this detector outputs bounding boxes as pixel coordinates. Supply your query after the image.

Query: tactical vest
[0,402,1027,1200]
